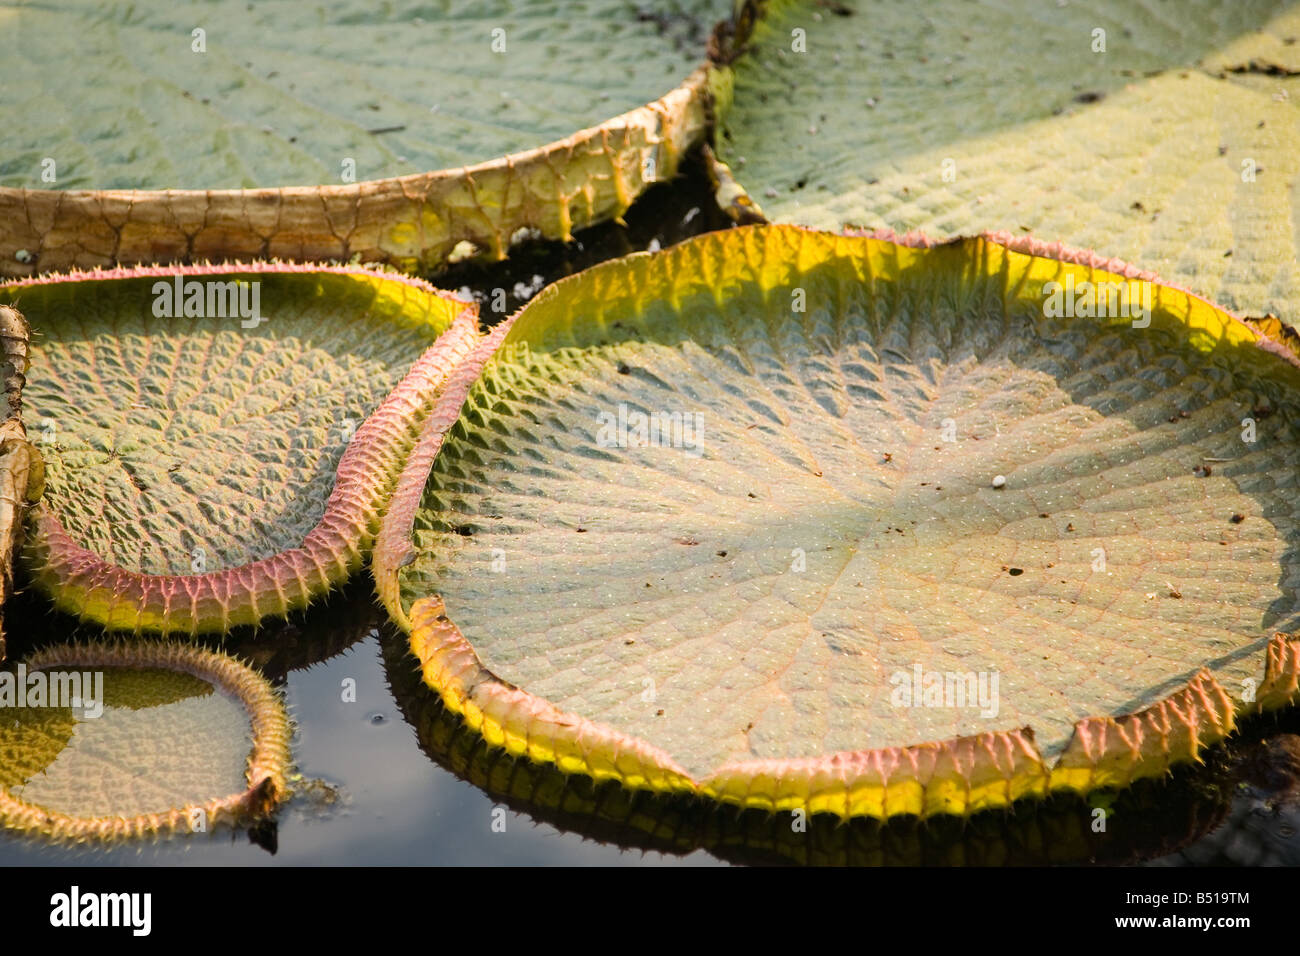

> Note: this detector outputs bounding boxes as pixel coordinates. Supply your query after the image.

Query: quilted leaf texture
[380,628,1235,864]
[0,263,480,634]
[374,224,1300,818]
[716,0,1300,321]
[0,641,291,842]
[0,0,728,275]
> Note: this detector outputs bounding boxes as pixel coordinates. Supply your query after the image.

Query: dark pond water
[3,156,1300,866]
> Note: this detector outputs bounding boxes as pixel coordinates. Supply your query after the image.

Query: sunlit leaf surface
[717,0,1300,319]
[377,225,1300,816]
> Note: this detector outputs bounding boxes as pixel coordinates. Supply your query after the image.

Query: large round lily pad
[375,225,1300,818]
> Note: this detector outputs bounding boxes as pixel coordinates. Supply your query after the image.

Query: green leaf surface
[2,669,245,818]
[1200,4,1300,77]
[717,0,1300,319]
[0,264,475,634]
[0,641,291,841]
[0,0,726,190]
[384,226,1300,814]
[15,270,441,572]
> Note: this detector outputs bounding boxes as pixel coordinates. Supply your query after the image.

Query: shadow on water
[431,148,735,328]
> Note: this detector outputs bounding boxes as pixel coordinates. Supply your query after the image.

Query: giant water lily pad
[715,0,1300,320]
[0,264,479,634]
[374,225,1300,818]
[0,641,290,841]
[0,0,727,274]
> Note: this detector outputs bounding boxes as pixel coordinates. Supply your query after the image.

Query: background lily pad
[0,0,725,189]
[381,225,1300,816]
[0,0,729,275]
[716,0,1300,320]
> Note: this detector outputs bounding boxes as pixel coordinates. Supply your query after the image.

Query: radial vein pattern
[376,225,1300,817]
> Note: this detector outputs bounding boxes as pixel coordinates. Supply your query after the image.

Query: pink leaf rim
[2,261,482,635]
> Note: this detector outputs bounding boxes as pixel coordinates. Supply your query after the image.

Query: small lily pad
[0,641,290,841]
